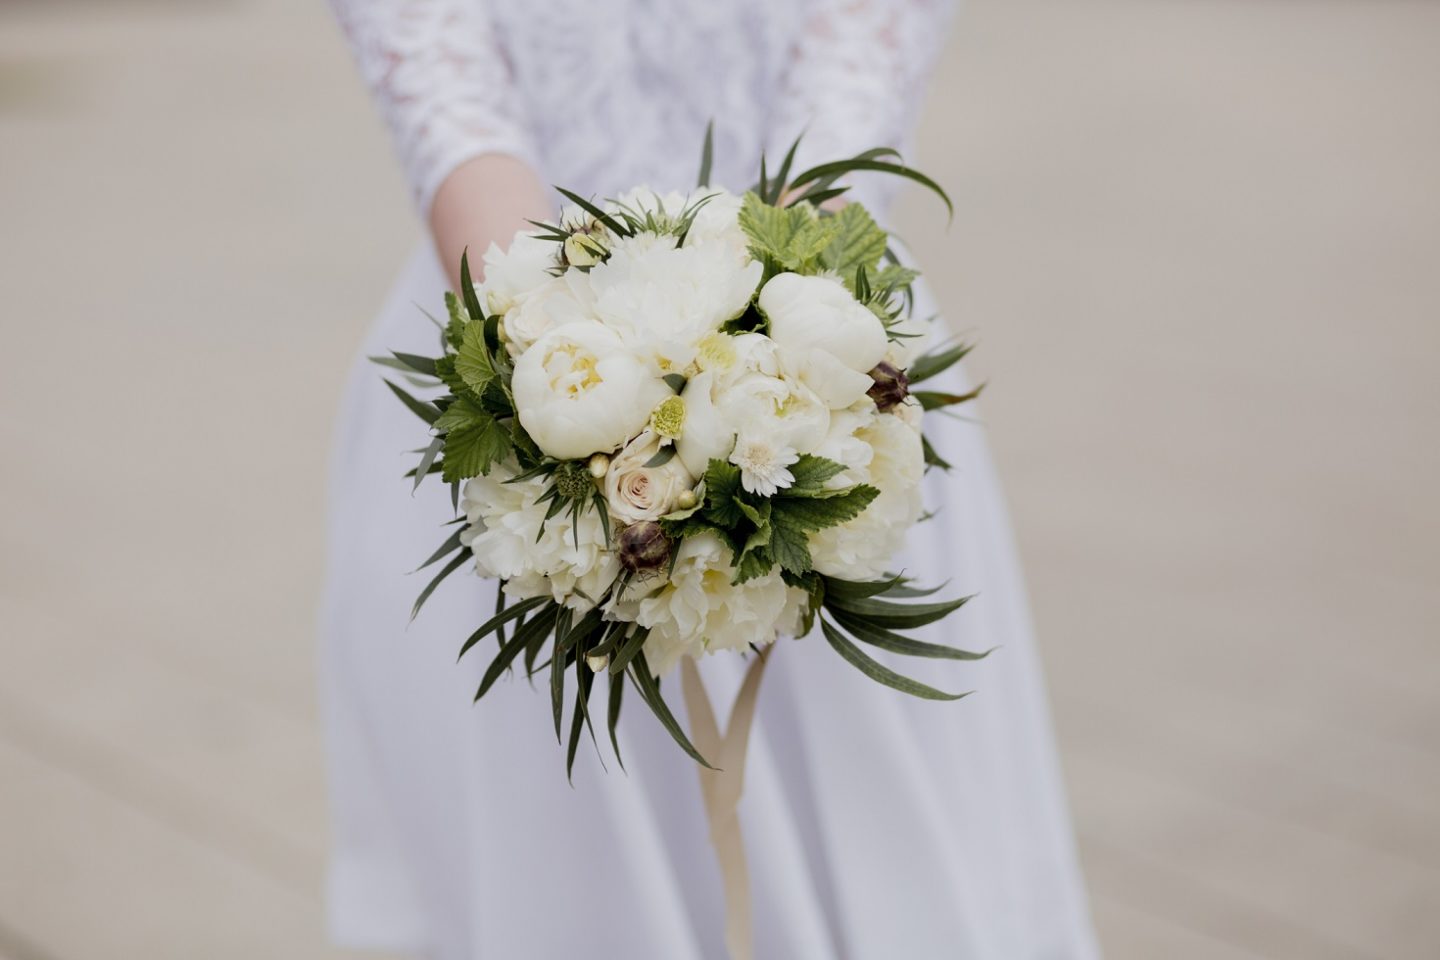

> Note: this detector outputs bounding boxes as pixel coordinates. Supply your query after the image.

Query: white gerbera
[730,436,799,497]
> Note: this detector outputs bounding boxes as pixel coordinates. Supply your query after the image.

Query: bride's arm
[328,0,551,288]
[770,0,957,210]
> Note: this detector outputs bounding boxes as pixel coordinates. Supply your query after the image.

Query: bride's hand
[429,154,552,292]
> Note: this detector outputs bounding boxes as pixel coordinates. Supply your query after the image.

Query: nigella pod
[617,521,671,573]
[866,360,910,412]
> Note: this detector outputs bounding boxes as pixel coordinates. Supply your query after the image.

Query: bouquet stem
[679,648,771,960]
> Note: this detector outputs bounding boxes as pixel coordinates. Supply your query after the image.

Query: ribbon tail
[680,649,772,960]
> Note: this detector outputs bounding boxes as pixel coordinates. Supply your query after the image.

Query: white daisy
[729,436,799,497]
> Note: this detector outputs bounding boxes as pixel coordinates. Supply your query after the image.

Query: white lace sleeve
[329,0,539,213]
[769,0,957,210]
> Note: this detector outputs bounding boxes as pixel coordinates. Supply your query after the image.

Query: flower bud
[585,652,610,673]
[675,489,698,511]
[587,453,610,479]
[563,219,609,268]
[617,521,671,573]
[554,461,595,500]
[866,360,910,412]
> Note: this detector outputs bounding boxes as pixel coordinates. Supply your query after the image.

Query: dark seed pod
[866,360,910,412]
[618,521,672,573]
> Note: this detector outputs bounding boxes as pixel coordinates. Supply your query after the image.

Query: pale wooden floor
[0,1,1436,957]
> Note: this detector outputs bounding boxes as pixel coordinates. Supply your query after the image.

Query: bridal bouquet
[380,135,986,778]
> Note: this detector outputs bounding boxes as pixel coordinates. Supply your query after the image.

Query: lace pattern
[329,0,955,214]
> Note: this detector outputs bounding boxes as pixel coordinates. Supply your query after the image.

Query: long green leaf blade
[410,549,471,621]
[630,652,715,769]
[820,620,968,701]
[456,594,550,660]
[384,379,440,426]
[831,610,993,662]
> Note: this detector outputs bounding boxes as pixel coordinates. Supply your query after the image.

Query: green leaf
[520,604,560,678]
[906,342,973,383]
[390,351,438,377]
[473,622,533,702]
[701,458,745,527]
[456,594,551,660]
[922,434,952,471]
[737,193,836,271]
[607,626,647,677]
[783,454,848,497]
[915,385,984,411]
[789,159,953,219]
[551,608,571,741]
[606,672,626,770]
[823,593,975,629]
[661,372,687,392]
[413,435,443,492]
[413,524,465,572]
[821,572,908,603]
[644,446,676,468]
[434,398,512,482]
[696,120,714,188]
[554,187,630,238]
[820,620,968,700]
[831,609,993,661]
[455,319,498,394]
[630,652,715,768]
[383,379,440,426]
[772,483,879,530]
[819,203,888,284]
[410,548,471,621]
[459,249,484,323]
[566,650,598,783]
[443,291,469,348]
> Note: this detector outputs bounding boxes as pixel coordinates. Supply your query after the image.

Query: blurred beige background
[1,0,1436,957]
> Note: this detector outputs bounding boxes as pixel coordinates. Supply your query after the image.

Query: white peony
[759,273,889,375]
[675,360,831,478]
[460,467,618,611]
[502,272,591,358]
[626,533,803,676]
[476,232,558,316]
[603,430,696,525]
[587,231,761,373]
[512,322,673,460]
[809,411,926,580]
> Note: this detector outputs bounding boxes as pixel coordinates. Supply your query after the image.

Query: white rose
[477,232,558,316]
[512,322,673,460]
[604,430,696,525]
[759,273,889,374]
[503,272,591,357]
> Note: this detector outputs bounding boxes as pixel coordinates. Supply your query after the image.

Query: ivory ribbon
[680,648,770,960]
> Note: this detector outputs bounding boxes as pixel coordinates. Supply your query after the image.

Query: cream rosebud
[604,431,696,525]
[587,453,611,478]
[512,322,673,460]
[675,489,698,510]
[585,652,611,673]
[759,273,889,375]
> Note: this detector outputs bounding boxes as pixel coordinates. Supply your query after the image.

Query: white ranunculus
[460,465,618,611]
[512,322,673,460]
[604,430,696,525]
[587,231,761,373]
[810,412,926,580]
[625,532,803,675]
[502,272,592,358]
[477,231,558,316]
[759,273,889,375]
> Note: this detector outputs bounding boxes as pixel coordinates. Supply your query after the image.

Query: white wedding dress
[321,2,1100,957]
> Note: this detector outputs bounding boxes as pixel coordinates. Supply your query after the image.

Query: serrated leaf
[783,454,848,497]
[820,620,969,700]
[455,319,498,393]
[701,458,744,527]
[434,398,512,482]
[820,203,888,283]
